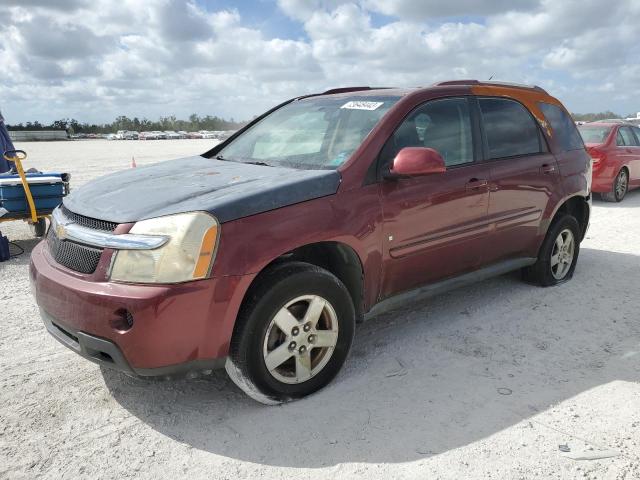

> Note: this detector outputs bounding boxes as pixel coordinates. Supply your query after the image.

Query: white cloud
[0,0,638,124]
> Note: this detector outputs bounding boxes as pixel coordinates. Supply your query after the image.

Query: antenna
[488,75,494,80]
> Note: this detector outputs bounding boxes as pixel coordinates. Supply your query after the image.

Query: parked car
[139,131,158,140]
[199,130,217,139]
[164,131,181,140]
[177,131,188,139]
[124,131,139,140]
[31,81,590,404]
[578,121,640,202]
[187,131,203,139]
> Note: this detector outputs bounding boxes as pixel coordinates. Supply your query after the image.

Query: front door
[378,97,492,298]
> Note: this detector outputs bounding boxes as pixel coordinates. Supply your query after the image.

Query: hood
[63,156,341,224]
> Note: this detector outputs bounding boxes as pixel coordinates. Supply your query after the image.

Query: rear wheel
[601,168,628,202]
[522,214,580,287]
[226,262,355,404]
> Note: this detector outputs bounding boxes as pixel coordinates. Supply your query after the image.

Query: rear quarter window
[479,98,542,159]
[539,102,584,152]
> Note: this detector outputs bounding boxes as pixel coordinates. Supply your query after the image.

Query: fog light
[111,309,134,332]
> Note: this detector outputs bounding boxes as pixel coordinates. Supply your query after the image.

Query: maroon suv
[30,81,591,404]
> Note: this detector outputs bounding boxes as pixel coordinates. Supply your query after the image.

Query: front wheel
[226,262,355,404]
[522,214,580,287]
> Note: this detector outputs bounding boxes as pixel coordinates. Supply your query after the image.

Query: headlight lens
[110,212,219,283]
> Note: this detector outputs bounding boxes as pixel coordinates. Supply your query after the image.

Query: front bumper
[30,241,255,376]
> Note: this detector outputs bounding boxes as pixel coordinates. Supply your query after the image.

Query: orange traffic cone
[131,156,137,168]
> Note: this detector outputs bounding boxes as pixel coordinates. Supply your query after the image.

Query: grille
[47,229,103,274]
[60,205,118,232]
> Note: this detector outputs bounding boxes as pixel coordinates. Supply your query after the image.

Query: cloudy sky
[0,0,638,124]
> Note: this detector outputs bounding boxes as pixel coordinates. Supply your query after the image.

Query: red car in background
[578,121,640,202]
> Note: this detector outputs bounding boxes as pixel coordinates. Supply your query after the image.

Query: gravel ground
[1,140,639,480]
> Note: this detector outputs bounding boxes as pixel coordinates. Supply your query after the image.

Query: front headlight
[110,212,219,284]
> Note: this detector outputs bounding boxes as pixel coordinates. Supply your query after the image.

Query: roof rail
[434,79,548,94]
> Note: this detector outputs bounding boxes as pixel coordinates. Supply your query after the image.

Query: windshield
[578,125,613,144]
[217,95,400,169]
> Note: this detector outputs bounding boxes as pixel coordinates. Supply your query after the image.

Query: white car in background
[199,130,217,139]
[123,131,139,140]
[139,131,158,140]
[164,131,181,140]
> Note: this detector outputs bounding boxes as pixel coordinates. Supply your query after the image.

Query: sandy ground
[1,140,639,480]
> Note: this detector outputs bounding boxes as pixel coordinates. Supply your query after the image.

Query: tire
[522,214,580,287]
[30,218,47,237]
[226,261,355,404]
[601,168,628,202]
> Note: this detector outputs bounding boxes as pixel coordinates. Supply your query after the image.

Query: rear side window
[620,127,638,146]
[617,131,625,146]
[634,127,640,144]
[539,102,584,151]
[479,98,542,159]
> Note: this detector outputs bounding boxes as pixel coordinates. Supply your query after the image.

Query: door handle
[541,164,556,174]
[466,178,488,191]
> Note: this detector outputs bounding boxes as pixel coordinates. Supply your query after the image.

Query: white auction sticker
[340,101,384,111]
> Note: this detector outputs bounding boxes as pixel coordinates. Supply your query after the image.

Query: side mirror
[387,147,446,178]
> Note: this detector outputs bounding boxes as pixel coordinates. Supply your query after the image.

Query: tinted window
[634,127,640,145]
[539,102,584,151]
[380,97,473,168]
[620,127,638,146]
[617,130,626,146]
[479,98,541,159]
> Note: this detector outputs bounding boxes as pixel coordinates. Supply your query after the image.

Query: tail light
[586,147,605,167]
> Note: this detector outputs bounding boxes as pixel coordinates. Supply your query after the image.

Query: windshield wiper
[215,155,271,167]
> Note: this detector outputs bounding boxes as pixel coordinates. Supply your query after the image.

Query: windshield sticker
[340,101,384,111]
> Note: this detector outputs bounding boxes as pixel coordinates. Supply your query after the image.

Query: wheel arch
[239,241,365,322]
[549,195,590,241]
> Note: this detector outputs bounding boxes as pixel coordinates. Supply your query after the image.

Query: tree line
[7,114,248,134]
[7,111,637,134]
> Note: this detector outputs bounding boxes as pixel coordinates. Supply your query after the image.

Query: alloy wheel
[550,228,575,280]
[262,295,339,384]
[615,170,628,201]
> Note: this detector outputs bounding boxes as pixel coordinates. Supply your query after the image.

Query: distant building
[625,112,640,125]
[8,130,68,141]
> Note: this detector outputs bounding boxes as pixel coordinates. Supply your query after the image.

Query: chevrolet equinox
[30,80,591,404]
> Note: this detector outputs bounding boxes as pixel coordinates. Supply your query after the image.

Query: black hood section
[63,156,341,224]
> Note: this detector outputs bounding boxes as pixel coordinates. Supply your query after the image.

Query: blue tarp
[0,110,15,173]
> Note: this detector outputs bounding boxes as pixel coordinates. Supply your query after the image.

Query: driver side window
[379,97,474,171]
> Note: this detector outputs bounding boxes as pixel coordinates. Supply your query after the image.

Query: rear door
[379,97,493,297]
[621,126,640,184]
[478,97,561,264]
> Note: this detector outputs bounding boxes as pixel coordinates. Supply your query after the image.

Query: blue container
[0,173,67,216]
